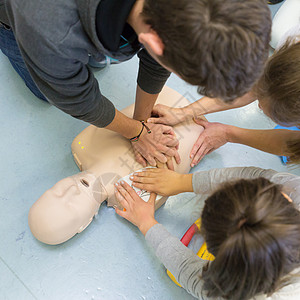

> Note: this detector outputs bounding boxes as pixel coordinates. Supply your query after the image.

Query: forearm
[227,126,300,156]
[105,108,142,139]
[145,224,205,299]
[133,85,159,120]
[183,91,256,119]
[178,174,194,193]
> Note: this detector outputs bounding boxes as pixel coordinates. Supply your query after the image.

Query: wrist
[129,121,151,142]
[138,218,158,236]
[124,119,144,140]
[225,125,237,143]
[177,174,193,193]
[171,107,188,123]
[182,105,195,120]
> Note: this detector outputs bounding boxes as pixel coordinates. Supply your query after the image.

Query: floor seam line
[0,254,38,300]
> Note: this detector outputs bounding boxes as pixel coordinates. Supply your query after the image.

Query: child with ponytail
[114,167,300,299]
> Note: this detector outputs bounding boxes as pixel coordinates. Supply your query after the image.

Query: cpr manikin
[28,87,204,245]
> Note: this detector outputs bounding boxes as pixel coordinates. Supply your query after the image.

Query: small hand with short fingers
[114,181,158,235]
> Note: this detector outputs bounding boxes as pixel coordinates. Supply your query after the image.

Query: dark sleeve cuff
[137,49,171,94]
[87,94,116,128]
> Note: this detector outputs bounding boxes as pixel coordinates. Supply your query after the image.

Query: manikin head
[134,0,271,101]
[28,172,107,245]
[200,177,300,300]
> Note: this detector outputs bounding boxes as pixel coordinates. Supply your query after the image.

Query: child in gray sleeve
[114,167,300,300]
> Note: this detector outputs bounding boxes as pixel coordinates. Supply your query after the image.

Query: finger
[156,158,167,169]
[193,118,209,127]
[190,135,205,159]
[114,207,127,218]
[148,193,157,205]
[151,104,167,116]
[150,105,162,116]
[130,174,155,184]
[119,180,141,200]
[162,147,181,165]
[191,146,210,167]
[153,151,168,164]
[115,182,133,202]
[114,187,130,210]
[163,135,179,148]
[131,182,153,191]
[173,150,181,165]
[162,147,177,158]
[140,152,156,167]
[147,117,162,124]
[133,169,160,178]
[160,125,175,135]
[166,158,174,171]
[134,151,147,167]
[207,149,214,155]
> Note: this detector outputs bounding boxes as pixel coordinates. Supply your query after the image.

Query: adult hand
[131,122,181,169]
[114,181,158,235]
[130,168,193,196]
[147,104,186,126]
[190,119,229,167]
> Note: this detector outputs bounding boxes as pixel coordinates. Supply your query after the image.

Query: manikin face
[28,172,106,245]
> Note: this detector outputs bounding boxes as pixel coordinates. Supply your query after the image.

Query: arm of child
[189,121,300,166]
[130,166,277,196]
[147,91,256,126]
[130,168,193,196]
[114,181,208,299]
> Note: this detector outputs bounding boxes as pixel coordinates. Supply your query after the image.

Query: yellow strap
[197,242,215,261]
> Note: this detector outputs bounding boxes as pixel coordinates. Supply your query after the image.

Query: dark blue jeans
[0,24,47,101]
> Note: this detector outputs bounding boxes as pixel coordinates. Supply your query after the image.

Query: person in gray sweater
[0,0,271,168]
[114,167,300,299]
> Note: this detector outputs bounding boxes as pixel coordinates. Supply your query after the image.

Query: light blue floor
[1,2,298,300]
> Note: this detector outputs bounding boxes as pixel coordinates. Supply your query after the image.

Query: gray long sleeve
[145,224,208,299]
[192,167,277,195]
[192,166,300,208]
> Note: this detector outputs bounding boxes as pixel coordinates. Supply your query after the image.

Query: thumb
[147,117,160,124]
[148,193,157,205]
[193,117,209,127]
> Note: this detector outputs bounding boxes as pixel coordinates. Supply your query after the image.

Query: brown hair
[142,0,271,101]
[255,40,300,164]
[201,178,300,300]
[256,40,300,126]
